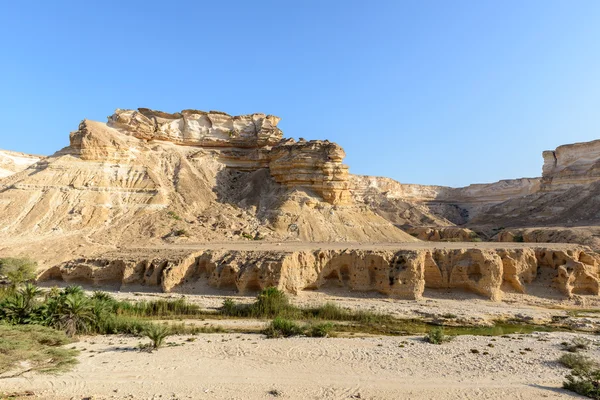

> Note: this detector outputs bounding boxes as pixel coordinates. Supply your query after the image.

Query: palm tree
[144,324,171,350]
[58,294,95,337]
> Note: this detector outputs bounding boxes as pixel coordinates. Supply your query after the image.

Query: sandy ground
[3,331,597,400]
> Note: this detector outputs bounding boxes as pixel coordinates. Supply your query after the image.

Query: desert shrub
[559,353,598,371]
[425,327,452,344]
[304,302,388,324]
[220,298,247,317]
[306,322,334,338]
[563,337,592,353]
[264,317,304,338]
[0,258,37,288]
[252,287,298,318]
[143,324,171,350]
[564,368,600,399]
[0,324,78,377]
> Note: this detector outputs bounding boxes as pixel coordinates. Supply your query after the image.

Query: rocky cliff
[542,139,600,189]
[39,243,600,301]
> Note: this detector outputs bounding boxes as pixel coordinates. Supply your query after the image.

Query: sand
[3,331,596,399]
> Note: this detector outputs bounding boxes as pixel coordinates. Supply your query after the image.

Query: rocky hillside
[354,139,600,247]
[0,108,417,266]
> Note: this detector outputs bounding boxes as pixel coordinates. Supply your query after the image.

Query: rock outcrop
[0,108,418,268]
[542,139,600,190]
[0,150,41,179]
[39,244,600,301]
[109,108,283,149]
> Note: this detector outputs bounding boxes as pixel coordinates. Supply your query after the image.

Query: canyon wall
[39,245,600,301]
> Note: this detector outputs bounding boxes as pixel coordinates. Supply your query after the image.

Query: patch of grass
[264,317,304,338]
[0,324,78,378]
[172,229,188,237]
[425,327,452,344]
[559,353,598,371]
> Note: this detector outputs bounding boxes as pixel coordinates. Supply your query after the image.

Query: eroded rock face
[39,245,600,301]
[106,108,352,205]
[269,139,351,205]
[109,108,283,148]
[542,140,600,189]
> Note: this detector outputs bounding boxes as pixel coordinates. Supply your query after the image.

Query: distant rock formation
[542,139,600,190]
[0,150,41,178]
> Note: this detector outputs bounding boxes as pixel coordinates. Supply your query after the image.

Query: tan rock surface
[0,149,41,178]
[0,109,416,268]
[38,242,600,301]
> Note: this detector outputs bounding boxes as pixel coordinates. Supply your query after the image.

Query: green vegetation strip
[0,324,78,378]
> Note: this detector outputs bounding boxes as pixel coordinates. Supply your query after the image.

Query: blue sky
[1,1,599,187]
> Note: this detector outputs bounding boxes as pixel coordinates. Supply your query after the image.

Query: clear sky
[1,1,599,187]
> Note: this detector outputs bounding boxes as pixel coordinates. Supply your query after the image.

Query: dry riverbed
[3,331,598,399]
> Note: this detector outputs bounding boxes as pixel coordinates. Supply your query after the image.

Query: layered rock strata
[40,245,600,301]
[542,139,600,190]
[106,108,351,204]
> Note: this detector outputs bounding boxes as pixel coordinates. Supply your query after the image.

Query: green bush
[252,287,298,318]
[564,368,600,399]
[264,317,304,338]
[307,322,334,338]
[559,353,598,371]
[425,327,452,344]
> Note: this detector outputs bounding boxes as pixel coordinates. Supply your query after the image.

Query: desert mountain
[0,108,416,266]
